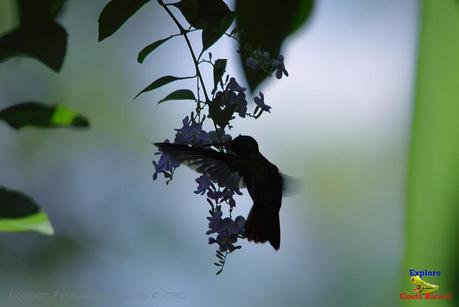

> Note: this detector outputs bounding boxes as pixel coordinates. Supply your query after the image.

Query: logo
[399,268,452,301]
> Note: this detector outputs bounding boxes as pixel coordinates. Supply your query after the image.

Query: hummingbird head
[227,135,259,157]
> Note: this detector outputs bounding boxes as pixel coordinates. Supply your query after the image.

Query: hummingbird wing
[154,142,244,190]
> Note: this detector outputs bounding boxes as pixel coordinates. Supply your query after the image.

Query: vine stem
[158,0,226,143]
[157,0,210,103]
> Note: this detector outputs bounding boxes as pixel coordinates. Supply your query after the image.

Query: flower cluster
[215,77,248,118]
[153,117,223,182]
[174,116,211,146]
[246,49,289,79]
[152,139,180,181]
[207,210,246,253]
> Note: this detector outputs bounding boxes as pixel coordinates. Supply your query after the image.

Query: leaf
[172,0,232,29]
[16,0,67,25]
[0,22,67,72]
[134,75,194,99]
[216,253,224,260]
[137,36,172,63]
[208,96,236,129]
[235,0,314,91]
[0,187,54,235]
[403,0,459,299]
[98,0,150,41]
[158,89,195,104]
[202,13,234,51]
[212,59,227,94]
[0,102,89,130]
[0,187,39,218]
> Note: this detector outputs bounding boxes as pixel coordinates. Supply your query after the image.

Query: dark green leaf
[172,0,232,29]
[212,59,227,94]
[0,102,89,130]
[17,0,67,25]
[158,89,195,104]
[208,96,236,129]
[137,36,172,63]
[202,13,234,51]
[134,75,194,99]
[0,187,39,218]
[214,262,222,266]
[0,187,54,235]
[236,0,314,91]
[98,0,150,41]
[0,22,67,72]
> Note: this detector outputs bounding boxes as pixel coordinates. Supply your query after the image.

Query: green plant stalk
[403,0,459,305]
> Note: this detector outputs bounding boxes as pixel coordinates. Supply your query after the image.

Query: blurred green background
[0,0,457,306]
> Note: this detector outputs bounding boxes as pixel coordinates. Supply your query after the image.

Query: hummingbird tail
[245,203,280,250]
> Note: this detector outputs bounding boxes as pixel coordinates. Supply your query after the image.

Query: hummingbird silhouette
[155,135,284,250]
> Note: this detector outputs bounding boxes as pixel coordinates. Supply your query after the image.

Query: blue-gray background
[0,0,418,306]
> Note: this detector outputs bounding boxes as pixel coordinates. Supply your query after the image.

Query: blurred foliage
[0,102,89,129]
[17,0,67,25]
[0,0,89,235]
[403,0,459,304]
[235,0,314,92]
[0,0,67,71]
[0,187,54,235]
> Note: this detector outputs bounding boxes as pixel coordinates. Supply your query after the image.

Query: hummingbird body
[155,135,283,250]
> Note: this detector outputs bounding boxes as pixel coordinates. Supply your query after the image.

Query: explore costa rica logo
[399,268,452,301]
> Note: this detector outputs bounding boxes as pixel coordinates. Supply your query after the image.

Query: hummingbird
[155,135,284,250]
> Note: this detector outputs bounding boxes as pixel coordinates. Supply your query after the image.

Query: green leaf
[202,12,234,51]
[158,89,195,104]
[0,187,39,218]
[0,22,67,72]
[212,58,227,94]
[0,102,89,130]
[235,0,314,91]
[0,187,54,235]
[16,0,67,25]
[134,75,194,99]
[98,0,150,41]
[137,36,172,63]
[403,0,459,300]
[172,0,232,29]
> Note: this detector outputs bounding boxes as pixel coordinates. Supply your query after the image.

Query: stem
[158,0,210,103]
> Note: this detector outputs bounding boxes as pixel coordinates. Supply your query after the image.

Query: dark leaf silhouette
[134,75,194,99]
[98,0,150,41]
[0,187,39,218]
[17,0,67,25]
[236,0,314,91]
[158,89,195,104]
[172,0,232,29]
[0,22,67,72]
[212,58,227,94]
[0,102,89,130]
[137,36,172,63]
[202,12,234,51]
[0,187,54,235]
